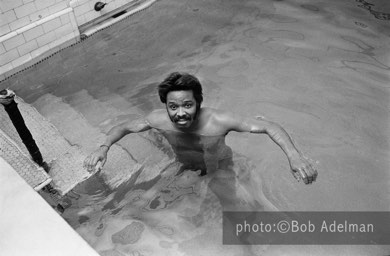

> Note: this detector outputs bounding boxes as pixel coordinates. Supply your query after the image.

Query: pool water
[2,0,389,255]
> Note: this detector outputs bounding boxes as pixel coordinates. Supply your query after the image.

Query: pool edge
[0,156,100,256]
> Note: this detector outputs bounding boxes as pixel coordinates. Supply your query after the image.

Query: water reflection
[60,128,276,254]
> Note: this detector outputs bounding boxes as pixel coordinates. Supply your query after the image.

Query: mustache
[173,114,192,122]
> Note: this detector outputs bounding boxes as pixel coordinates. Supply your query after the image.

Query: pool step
[0,114,51,191]
[63,89,141,131]
[63,89,176,185]
[33,93,141,190]
[33,92,174,189]
[0,96,91,195]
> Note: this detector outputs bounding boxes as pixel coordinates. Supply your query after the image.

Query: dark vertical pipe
[0,90,44,166]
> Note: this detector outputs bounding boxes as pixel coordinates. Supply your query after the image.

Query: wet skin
[84,90,318,184]
[156,129,234,176]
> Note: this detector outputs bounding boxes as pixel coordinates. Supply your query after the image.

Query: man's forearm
[102,124,131,148]
[101,118,151,148]
[264,122,301,160]
[246,118,317,183]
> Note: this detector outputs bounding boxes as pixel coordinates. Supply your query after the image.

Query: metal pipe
[0,89,44,167]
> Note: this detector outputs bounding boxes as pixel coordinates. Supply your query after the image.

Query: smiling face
[166,90,199,130]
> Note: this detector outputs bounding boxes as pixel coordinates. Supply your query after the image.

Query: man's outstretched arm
[219,112,318,184]
[83,117,152,171]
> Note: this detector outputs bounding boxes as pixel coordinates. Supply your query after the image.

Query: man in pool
[84,72,317,184]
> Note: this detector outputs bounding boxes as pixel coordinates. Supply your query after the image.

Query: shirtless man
[84,72,317,184]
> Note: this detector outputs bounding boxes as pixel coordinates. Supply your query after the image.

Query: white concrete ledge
[0,157,99,256]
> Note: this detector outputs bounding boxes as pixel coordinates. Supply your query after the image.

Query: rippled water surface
[2,0,389,255]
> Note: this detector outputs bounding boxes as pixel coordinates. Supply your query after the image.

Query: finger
[95,161,103,172]
[84,157,92,169]
[88,157,96,170]
[306,167,313,184]
[307,166,317,183]
[83,156,89,167]
[293,171,301,182]
[313,169,318,181]
[309,162,318,182]
[299,168,308,184]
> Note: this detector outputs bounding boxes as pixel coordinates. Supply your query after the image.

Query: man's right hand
[83,146,108,172]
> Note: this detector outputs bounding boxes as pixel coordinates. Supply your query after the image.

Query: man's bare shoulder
[202,107,269,133]
[145,109,170,129]
[201,107,238,122]
[199,107,242,134]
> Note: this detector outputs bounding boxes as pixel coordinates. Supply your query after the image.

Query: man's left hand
[289,155,318,184]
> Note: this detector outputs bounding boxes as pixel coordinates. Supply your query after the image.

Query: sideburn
[194,103,201,121]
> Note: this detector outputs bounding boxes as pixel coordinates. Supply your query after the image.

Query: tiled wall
[0,0,80,79]
[0,0,135,80]
[0,0,69,36]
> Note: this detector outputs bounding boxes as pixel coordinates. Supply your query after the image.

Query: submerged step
[33,92,174,190]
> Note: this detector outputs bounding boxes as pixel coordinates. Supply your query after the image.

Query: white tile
[114,0,129,9]
[17,39,39,56]
[72,0,90,7]
[60,13,70,24]
[74,2,91,16]
[76,15,86,26]
[11,52,32,67]
[0,24,11,37]
[0,62,14,74]
[0,43,6,55]
[60,35,78,48]
[23,0,35,4]
[9,16,30,31]
[54,23,73,38]
[48,2,68,15]
[29,8,50,22]
[36,30,56,47]
[0,10,17,23]
[3,33,25,51]
[14,2,37,19]
[0,0,24,13]
[42,17,62,32]
[0,48,19,66]
[23,25,44,41]
[69,12,79,27]
[34,0,57,10]
[30,44,50,58]
[84,10,99,23]
[49,31,75,49]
